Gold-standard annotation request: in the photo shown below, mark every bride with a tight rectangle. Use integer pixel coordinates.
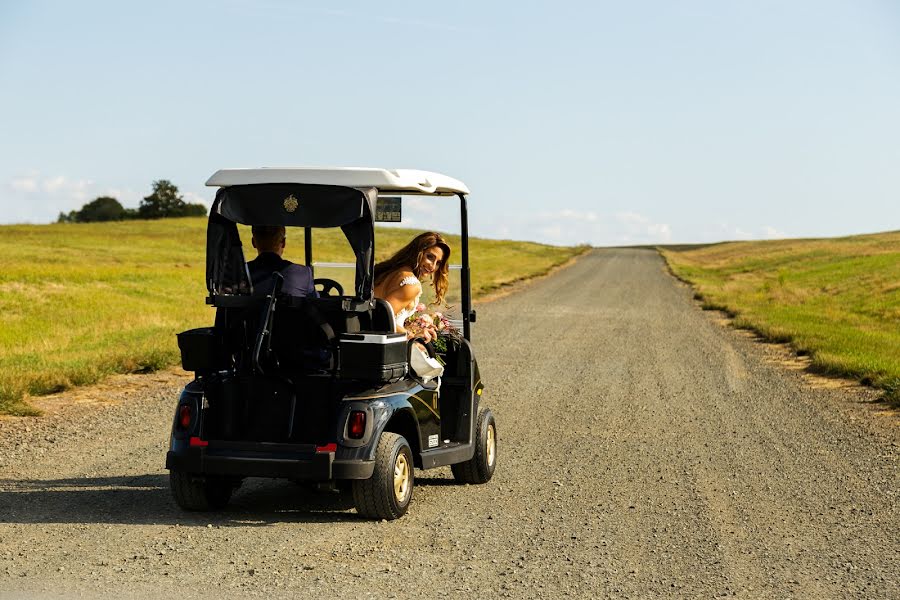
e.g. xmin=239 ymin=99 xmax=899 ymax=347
xmin=373 ymin=231 xmax=451 ymax=344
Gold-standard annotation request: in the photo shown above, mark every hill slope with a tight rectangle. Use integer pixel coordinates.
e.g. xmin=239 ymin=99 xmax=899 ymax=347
xmin=661 ymin=231 xmax=900 ymax=403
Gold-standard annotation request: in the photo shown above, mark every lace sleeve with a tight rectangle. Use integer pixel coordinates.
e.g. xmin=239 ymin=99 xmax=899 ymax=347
xmin=394 ymin=275 xmax=422 ymax=330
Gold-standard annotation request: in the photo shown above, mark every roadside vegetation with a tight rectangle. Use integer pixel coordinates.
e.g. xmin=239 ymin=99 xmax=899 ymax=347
xmin=661 ymin=231 xmax=900 ymax=404
xmin=57 ymin=180 xmax=205 ymax=223
xmin=0 ymin=219 xmax=587 ymax=415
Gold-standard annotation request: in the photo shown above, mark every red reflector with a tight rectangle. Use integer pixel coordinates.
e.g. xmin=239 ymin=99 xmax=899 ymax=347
xmin=178 ymin=405 xmax=192 ymax=429
xmin=189 ymin=436 xmax=208 ymax=447
xmin=348 ymin=410 xmax=366 ymax=439
xmin=316 ymin=443 xmax=337 ymax=453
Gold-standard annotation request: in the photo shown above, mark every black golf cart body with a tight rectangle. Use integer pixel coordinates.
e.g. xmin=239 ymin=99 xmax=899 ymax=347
xmin=165 ymin=168 xmax=496 ymax=519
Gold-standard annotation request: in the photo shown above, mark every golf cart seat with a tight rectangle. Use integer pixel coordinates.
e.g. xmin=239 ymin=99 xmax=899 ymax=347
xmin=371 ymin=298 xmax=395 ymax=332
xmin=265 ymin=296 xmax=396 ymax=374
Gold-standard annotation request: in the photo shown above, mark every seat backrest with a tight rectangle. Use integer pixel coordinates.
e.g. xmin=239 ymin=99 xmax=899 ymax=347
xmin=269 ymin=299 xmax=337 ymax=372
xmin=370 ymin=299 xmax=395 ymax=333
xmin=214 ymin=299 xmax=267 ymax=372
xmin=312 ymin=298 xmax=361 ymax=335
xmin=216 ymin=296 xmax=396 ymax=374
xmin=306 ymin=297 xmax=394 ymax=334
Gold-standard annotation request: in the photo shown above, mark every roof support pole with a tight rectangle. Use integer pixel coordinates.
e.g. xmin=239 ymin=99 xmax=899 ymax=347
xmin=304 ymin=226 xmax=313 ymax=267
xmin=459 ymin=193 xmax=473 ymax=341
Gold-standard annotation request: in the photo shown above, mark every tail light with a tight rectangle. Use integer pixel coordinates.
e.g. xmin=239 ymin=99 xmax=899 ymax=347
xmin=178 ymin=404 xmax=192 ymax=430
xmin=348 ymin=410 xmax=366 ymax=439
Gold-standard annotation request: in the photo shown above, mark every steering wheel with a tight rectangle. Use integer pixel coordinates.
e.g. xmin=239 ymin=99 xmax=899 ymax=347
xmin=314 ymin=278 xmax=344 ymax=297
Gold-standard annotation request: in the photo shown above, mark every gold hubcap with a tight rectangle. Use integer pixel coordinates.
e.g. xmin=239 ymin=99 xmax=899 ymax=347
xmin=393 ymin=452 xmax=411 ymax=503
xmin=486 ymin=424 xmax=496 ymax=467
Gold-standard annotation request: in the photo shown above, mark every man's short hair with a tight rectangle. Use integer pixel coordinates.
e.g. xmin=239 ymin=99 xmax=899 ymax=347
xmin=251 ymin=225 xmax=286 ymax=248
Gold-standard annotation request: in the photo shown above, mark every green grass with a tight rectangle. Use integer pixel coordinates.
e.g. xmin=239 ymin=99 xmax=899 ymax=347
xmin=660 ymin=231 xmax=900 ymax=404
xmin=0 ymin=218 xmax=587 ymax=415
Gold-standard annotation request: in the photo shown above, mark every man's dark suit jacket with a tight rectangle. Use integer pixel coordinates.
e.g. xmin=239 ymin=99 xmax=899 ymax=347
xmin=247 ymin=252 xmax=317 ymax=298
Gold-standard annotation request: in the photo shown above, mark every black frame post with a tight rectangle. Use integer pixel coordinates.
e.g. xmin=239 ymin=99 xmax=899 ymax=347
xmin=304 ymin=226 xmax=313 ymax=267
xmin=459 ymin=193 xmax=473 ymax=341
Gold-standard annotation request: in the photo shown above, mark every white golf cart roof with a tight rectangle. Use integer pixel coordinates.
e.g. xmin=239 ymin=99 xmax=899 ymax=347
xmin=206 ymin=167 xmax=469 ymax=196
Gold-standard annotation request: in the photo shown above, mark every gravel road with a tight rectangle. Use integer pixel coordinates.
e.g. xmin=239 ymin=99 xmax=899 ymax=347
xmin=1 ymin=248 xmax=897 ymax=599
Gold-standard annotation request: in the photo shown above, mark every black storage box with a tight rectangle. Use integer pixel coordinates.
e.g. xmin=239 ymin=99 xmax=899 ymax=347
xmin=177 ymin=327 xmax=227 ymax=372
xmin=338 ymin=332 xmax=408 ymax=382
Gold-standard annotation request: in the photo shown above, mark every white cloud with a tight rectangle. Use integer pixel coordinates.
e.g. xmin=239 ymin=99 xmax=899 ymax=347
xmin=492 ymin=224 xmax=512 ymax=239
xmin=474 ymin=208 xmax=673 ymax=247
xmin=695 ymin=222 xmax=790 ymax=243
xmin=104 ymin=187 xmax=143 ymax=208
xmin=374 ymin=195 xmax=459 ymax=234
xmin=1 ymin=172 xmax=138 ymax=223
xmin=10 ymin=175 xmax=38 ymax=192
xmin=648 ymin=223 xmax=672 ymax=238
xmin=403 ymin=196 xmax=440 ymax=217
xmin=183 ymin=191 xmax=212 ymax=208
xmin=538 ymin=224 xmax=564 ymax=240
xmin=40 ymin=176 xmax=94 ymax=202
xmin=614 ymin=211 xmax=647 ymax=224
xmin=41 ymin=176 xmax=66 ymax=193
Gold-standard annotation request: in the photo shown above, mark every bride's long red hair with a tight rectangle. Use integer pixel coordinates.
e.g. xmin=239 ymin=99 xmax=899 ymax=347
xmin=374 ymin=231 xmax=451 ymax=305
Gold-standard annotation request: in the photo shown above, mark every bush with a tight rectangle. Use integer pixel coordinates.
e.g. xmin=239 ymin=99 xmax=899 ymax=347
xmin=183 ymin=203 xmax=208 ymax=217
xmin=58 ymin=181 xmax=207 ymax=223
xmin=58 ymin=196 xmax=125 ymax=223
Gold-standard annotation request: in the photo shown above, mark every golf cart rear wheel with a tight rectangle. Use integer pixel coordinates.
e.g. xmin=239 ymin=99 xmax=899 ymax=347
xmin=452 ymin=408 xmax=497 ymax=484
xmin=169 ymin=469 xmax=234 ymax=511
xmin=352 ymin=432 xmax=414 ymax=520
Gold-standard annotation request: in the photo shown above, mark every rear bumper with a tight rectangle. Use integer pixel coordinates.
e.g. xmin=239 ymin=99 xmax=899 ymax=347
xmin=166 ymin=441 xmax=374 ymax=480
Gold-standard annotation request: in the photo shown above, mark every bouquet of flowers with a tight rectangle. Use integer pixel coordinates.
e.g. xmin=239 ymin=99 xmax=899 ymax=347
xmin=404 ymin=303 xmax=462 ymax=355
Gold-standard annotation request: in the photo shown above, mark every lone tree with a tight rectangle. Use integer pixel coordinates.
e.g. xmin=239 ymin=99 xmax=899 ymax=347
xmin=57 ymin=196 xmax=125 ymax=222
xmin=139 ymin=180 xmax=183 ymax=219
xmin=138 ymin=180 xmax=207 ymax=219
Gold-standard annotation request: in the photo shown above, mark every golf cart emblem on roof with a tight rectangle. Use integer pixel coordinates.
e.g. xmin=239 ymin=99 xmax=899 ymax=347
xmin=283 ymin=194 xmax=299 ymax=213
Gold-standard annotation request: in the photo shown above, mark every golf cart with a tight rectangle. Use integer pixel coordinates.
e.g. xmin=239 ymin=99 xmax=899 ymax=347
xmin=165 ymin=167 xmax=496 ymax=520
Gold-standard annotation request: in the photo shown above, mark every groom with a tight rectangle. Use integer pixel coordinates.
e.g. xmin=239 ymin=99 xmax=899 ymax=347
xmin=246 ymin=225 xmax=317 ymax=298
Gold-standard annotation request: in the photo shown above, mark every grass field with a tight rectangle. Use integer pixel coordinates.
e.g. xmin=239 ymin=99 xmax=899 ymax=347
xmin=661 ymin=231 xmax=900 ymax=404
xmin=0 ymin=218 xmax=588 ymax=415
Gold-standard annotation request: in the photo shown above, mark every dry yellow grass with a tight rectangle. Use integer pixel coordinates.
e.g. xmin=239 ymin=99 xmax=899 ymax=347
xmin=662 ymin=231 xmax=900 ymax=403
xmin=0 ymin=218 xmax=587 ymax=415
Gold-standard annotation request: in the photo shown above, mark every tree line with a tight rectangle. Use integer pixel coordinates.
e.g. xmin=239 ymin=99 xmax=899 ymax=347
xmin=57 ymin=180 xmax=207 ymax=223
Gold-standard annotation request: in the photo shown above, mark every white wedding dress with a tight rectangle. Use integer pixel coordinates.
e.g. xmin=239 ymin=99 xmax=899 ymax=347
xmin=393 ymin=275 xmax=443 ymax=383
xmin=393 ymin=275 xmax=421 ymax=329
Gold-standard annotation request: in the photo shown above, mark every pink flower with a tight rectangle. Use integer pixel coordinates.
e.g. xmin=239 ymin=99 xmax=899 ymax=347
xmin=415 ymin=303 xmax=426 ymax=313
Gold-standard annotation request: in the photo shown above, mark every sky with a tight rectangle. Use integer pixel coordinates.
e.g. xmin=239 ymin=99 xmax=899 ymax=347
xmin=1 ymin=0 xmax=898 ymax=246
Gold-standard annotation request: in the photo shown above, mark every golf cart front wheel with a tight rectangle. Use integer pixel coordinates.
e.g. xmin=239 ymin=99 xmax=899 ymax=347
xmin=352 ymin=432 xmax=414 ymax=520
xmin=452 ymin=408 xmax=497 ymax=484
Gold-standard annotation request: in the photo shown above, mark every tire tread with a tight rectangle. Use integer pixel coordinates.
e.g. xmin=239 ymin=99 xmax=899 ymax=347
xmin=451 ymin=408 xmax=496 ymax=484
xmin=352 ymin=433 xmax=412 ymax=520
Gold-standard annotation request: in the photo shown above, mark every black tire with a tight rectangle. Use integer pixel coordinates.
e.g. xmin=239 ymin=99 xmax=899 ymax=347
xmin=169 ymin=469 xmax=234 ymax=511
xmin=452 ymin=408 xmax=497 ymax=484
xmin=352 ymin=433 xmax=414 ymax=520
